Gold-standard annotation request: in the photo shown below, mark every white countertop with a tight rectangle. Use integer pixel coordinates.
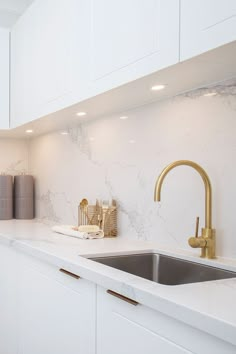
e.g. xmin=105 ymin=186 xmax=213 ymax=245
xmin=1 ymin=220 xmax=236 ymax=345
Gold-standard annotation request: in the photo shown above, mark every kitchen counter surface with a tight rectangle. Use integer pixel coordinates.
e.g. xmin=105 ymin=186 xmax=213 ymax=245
xmin=1 ymin=220 xmax=236 ymax=345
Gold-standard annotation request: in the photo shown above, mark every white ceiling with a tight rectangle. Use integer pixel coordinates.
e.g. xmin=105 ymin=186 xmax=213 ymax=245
xmin=0 ymin=0 xmax=33 ymax=28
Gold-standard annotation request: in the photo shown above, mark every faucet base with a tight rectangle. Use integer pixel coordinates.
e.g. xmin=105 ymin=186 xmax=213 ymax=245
xmin=200 ymin=228 xmax=216 ymax=259
xmin=188 ymin=228 xmax=216 ymax=259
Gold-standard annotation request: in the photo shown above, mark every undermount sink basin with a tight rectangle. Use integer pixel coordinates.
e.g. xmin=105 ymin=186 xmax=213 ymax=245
xmin=90 ymin=253 xmax=236 ymax=285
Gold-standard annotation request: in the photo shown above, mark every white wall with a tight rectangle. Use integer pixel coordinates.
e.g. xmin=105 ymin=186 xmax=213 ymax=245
xmin=0 ymin=138 xmax=28 ymax=174
xmin=28 ymin=78 xmax=236 ymax=258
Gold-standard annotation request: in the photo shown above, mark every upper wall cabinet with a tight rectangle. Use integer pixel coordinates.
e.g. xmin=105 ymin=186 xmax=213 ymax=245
xmin=90 ymin=0 xmax=180 ymax=95
xmin=11 ymin=0 xmax=91 ymax=128
xmin=0 ymin=28 xmax=9 ymax=130
xmin=180 ymin=0 xmax=236 ymax=61
xmin=11 ymin=0 xmax=180 ymax=128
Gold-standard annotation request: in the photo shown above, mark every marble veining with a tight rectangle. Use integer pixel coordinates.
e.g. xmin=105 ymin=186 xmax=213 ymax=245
xmin=67 ymin=124 xmax=93 ymax=160
xmin=36 ymin=190 xmax=61 ymax=224
xmin=182 ymin=77 xmax=236 ymax=99
xmin=0 ymin=139 xmax=28 ymax=175
xmin=27 ymin=78 xmax=236 ymax=258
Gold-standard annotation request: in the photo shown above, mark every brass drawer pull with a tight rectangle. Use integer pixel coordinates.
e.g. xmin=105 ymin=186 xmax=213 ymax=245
xmin=59 ymin=268 xmax=80 ymax=279
xmin=107 ymin=290 xmax=139 ymax=306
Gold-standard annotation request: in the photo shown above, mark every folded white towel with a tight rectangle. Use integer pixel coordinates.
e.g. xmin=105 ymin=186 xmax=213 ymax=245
xmin=52 ymin=225 xmax=104 ymax=239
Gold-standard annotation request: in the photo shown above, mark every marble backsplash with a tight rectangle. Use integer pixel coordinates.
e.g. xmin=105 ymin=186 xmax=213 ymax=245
xmin=0 ymin=138 xmax=28 ymax=175
xmin=27 ymin=78 xmax=236 ymax=258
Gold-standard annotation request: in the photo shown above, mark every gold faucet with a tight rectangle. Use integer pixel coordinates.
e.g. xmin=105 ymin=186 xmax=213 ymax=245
xmin=154 ymin=160 xmax=216 ymax=259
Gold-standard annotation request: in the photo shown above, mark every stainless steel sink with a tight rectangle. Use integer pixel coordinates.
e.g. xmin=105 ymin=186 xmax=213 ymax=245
xmin=90 ymin=253 xmax=236 ymax=285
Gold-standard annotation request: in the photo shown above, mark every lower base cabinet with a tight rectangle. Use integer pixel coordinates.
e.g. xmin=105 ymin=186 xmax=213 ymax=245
xmin=18 ymin=253 xmax=96 ymax=354
xmin=0 ymin=244 xmax=17 ymax=354
xmin=1 ymin=244 xmax=236 ymax=354
xmin=96 ymin=287 xmax=236 ymax=354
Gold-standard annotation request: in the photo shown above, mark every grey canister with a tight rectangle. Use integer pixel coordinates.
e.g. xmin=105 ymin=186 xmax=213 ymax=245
xmin=0 ymin=174 xmax=13 ymax=220
xmin=14 ymin=175 xmax=34 ymax=219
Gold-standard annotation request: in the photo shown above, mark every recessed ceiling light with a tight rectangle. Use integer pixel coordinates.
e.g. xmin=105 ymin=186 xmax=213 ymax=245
xmin=25 ymin=129 xmax=33 ymax=134
xmin=120 ymin=116 xmax=128 ymax=120
xmin=129 ymin=139 xmax=136 ymax=144
xmin=61 ymin=131 xmax=68 ymax=135
xmin=203 ymin=92 xmax=217 ymax=97
xmin=151 ymin=84 xmax=166 ymax=91
xmin=76 ymin=112 xmax=87 ymax=117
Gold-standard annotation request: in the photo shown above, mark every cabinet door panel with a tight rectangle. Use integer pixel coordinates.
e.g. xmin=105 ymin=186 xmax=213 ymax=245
xmin=98 ymin=310 xmax=191 ymax=354
xmin=0 ymin=28 xmax=9 ymax=129
xmin=97 ymin=287 xmax=236 ymax=354
xmin=18 ymin=255 xmax=95 ymax=354
xmin=90 ymin=0 xmax=179 ymax=94
xmin=97 ymin=288 xmax=191 ymax=354
xmin=11 ymin=0 xmax=91 ymax=128
xmin=11 ymin=0 xmax=68 ymax=127
xmin=91 ymin=0 xmax=159 ymax=80
xmin=180 ymin=0 xmax=236 ymax=60
xmin=64 ymin=0 xmax=91 ymax=103
xmin=0 ymin=244 xmax=17 ymax=354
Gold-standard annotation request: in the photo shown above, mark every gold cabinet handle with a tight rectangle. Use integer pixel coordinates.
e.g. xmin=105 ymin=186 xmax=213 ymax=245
xmin=59 ymin=268 xmax=80 ymax=279
xmin=107 ymin=290 xmax=139 ymax=306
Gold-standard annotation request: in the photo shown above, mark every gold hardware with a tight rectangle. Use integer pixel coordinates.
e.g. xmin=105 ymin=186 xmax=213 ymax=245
xmin=59 ymin=268 xmax=80 ymax=279
xmin=78 ymin=199 xmax=117 ymax=237
xmin=80 ymin=199 xmax=90 ymax=225
xmin=154 ymin=160 xmax=216 ymax=259
xmin=188 ymin=234 xmax=207 ymax=248
xmin=107 ymin=290 xmax=139 ymax=306
xmin=195 ymin=216 xmax=199 ymax=237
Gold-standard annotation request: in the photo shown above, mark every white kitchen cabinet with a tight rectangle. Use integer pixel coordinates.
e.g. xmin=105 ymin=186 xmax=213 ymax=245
xmin=18 ymin=253 xmax=96 ymax=354
xmin=90 ymin=0 xmax=180 ymax=95
xmin=180 ymin=0 xmax=236 ymax=61
xmin=11 ymin=0 xmax=180 ymax=129
xmin=11 ymin=0 xmax=91 ymax=128
xmin=0 ymin=244 xmax=18 ymax=354
xmin=0 ymin=28 xmax=9 ymax=129
xmin=97 ymin=287 xmax=236 ymax=354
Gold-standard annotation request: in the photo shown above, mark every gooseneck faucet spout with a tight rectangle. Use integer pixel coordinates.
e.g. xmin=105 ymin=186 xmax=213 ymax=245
xmin=154 ymin=160 xmax=216 ymax=259
xmin=154 ymin=160 xmax=212 ymax=228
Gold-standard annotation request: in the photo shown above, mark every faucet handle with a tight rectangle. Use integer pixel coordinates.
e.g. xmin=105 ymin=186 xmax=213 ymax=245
xmin=189 ymin=216 xmax=207 ymax=248
xmin=195 ymin=216 xmax=199 ymax=238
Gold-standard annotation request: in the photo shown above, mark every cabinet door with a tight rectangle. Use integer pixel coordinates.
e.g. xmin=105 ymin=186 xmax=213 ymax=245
xmin=0 ymin=28 xmax=9 ymax=129
xmin=97 ymin=287 xmax=191 ymax=354
xmin=180 ymin=0 xmax=236 ymax=61
xmin=97 ymin=287 xmax=236 ymax=354
xmin=90 ymin=0 xmax=179 ymax=95
xmin=18 ymin=254 xmax=96 ymax=354
xmin=0 ymin=244 xmax=17 ymax=354
xmin=11 ymin=0 xmax=91 ymax=128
